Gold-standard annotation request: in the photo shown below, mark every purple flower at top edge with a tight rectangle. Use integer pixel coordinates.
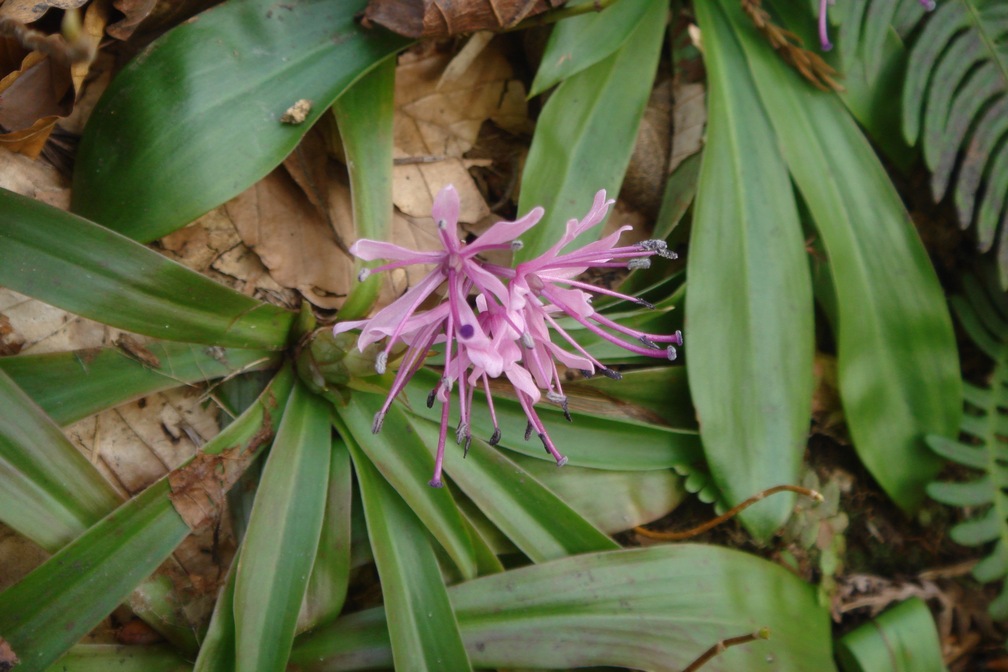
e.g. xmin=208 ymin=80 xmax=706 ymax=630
xmin=818 ymin=0 xmax=936 ymax=51
xmin=335 ymin=185 xmax=683 ymax=488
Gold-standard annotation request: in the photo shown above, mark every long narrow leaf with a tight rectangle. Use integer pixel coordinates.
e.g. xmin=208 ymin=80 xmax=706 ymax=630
xmin=333 ymin=57 xmax=396 ymax=320
xmin=292 ymin=545 xmax=836 ymax=671
xmin=0 ymin=367 xmax=293 ymax=671
xmin=345 ymin=434 xmax=472 ymax=672
xmin=0 ymin=189 xmax=293 ymax=349
xmin=722 ymin=0 xmax=962 ymax=510
xmin=71 ymin=0 xmax=409 ymax=241
xmin=47 ymin=644 xmax=192 ymax=672
xmin=689 ymin=0 xmax=815 ymax=537
xmin=0 ymin=368 xmax=120 ymax=551
xmin=0 ymin=343 xmax=278 ymax=426
xmin=515 ymin=0 xmax=667 ymax=260
xmin=233 ymin=382 xmax=332 ymax=672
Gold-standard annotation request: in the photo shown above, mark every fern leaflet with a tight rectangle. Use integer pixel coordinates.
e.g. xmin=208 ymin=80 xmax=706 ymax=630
xmin=926 ymin=267 xmax=1008 ymax=619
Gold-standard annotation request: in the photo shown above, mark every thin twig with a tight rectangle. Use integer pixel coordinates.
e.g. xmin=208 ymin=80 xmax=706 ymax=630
xmin=634 ymin=485 xmax=823 ymax=541
xmin=682 ymin=627 xmax=771 ymax=672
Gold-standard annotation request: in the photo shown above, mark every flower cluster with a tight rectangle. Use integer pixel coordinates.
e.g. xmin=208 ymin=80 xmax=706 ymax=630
xmin=817 ymin=0 xmax=935 ymax=51
xmin=334 ymin=185 xmax=683 ymax=488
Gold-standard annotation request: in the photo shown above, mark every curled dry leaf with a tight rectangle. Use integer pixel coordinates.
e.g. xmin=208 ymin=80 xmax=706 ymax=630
xmin=623 ymin=80 xmax=672 ymax=218
xmin=0 ymin=0 xmax=88 ymax=23
xmin=106 ymin=0 xmax=158 ymax=41
xmin=0 ymin=0 xmax=106 ymax=157
xmin=363 ymin=0 xmax=559 ymax=39
xmin=392 ymin=44 xmax=528 ymax=221
xmin=669 ymin=81 xmax=706 ymax=173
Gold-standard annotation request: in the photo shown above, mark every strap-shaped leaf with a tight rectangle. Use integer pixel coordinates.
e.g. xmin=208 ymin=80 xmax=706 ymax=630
xmin=234 ymin=381 xmax=332 ymax=672
xmin=0 ymin=189 xmax=293 ymax=349
xmin=515 ymin=0 xmax=667 ymax=261
xmin=689 ymin=0 xmax=815 ymax=538
xmin=836 ymin=597 xmax=946 ymax=672
xmin=292 ymin=545 xmax=836 ymax=671
xmin=723 ymin=0 xmax=962 ymax=512
xmin=71 ymin=0 xmax=409 ymax=242
xmin=902 ymin=0 xmax=1008 ymax=274
xmin=345 ymin=434 xmax=472 ymax=672
xmin=0 ymin=368 xmax=121 ymax=552
xmin=0 ymin=367 xmax=293 ymax=671
xmin=528 ymin=0 xmax=655 ymax=96
xmin=0 ymin=343 xmax=278 ymax=426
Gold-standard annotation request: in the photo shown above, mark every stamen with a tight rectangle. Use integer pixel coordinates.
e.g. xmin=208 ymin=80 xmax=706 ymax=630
xmin=463 ymin=435 xmax=472 ymax=458
xmin=429 ymin=478 xmax=444 ymax=488
xmin=375 ymin=351 xmax=388 ymax=375
xmin=667 ymin=345 xmax=677 ymax=361
xmin=456 ymin=421 xmax=469 ymax=446
xmin=372 ymin=411 xmax=385 ymax=434
xmin=637 ymin=298 xmax=656 ymax=309
xmin=437 ymin=218 xmax=447 ymax=230
xmin=601 ymin=367 xmax=623 ymax=380
xmin=357 ymin=268 xmax=371 ymax=282
xmin=656 ymin=248 xmax=678 ymax=260
xmin=639 ymin=335 xmax=662 ymax=350
xmin=638 ymin=239 xmax=667 ymax=252
xmin=579 ymin=369 xmax=595 ymax=378
xmin=521 ymin=331 xmax=535 ymax=349
xmin=510 ymin=240 xmax=524 ymax=251
xmin=524 ymin=421 xmax=534 ymax=441
xmin=427 ymin=388 xmax=437 ymax=408
xmin=627 ymin=258 xmax=651 ymax=270
xmin=489 ymin=427 xmax=501 ymax=446
xmin=674 ymin=329 xmax=684 ymax=346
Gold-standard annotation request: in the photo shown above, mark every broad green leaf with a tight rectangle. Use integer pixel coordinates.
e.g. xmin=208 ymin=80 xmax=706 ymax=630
xmin=561 ymin=365 xmax=697 ymax=430
xmin=345 ymin=436 xmax=472 ymax=672
xmin=332 ymin=57 xmax=396 ymax=320
xmin=0 ymin=189 xmax=293 ymax=349
xmin=404 ymin=412 xmax=619 ymax=562
xmin=721 ymin=0 xmax=962 ymax=511
xmin=0 ymin=480 xmax=190 ymax=672
xmin=0 ymin=368 xmax=294 ymax=672
xmin=297 ymin=438 xmax=353 ymax=633
xmin=529 ymin=0 xmax=656 ymax=96
xmin=404 ymin=368 xmax=701 ymax=471
xmin=836 ymin=597 xmax=946 ymax=672
xmin=338 ymin=396 xmax=480 ymax=580
xmin=72 ymin=0 xmax=409 ymax=242
xmin=47 ymin=644 xmax=192 ymax=672
xmin=510 ymin=452 xmax=687 ymax=534
xmin=292 ymin=545 xmax=836 ymax=671
xmin=515 ymin=0 xmax=667 ymax=260
xmin=234 ymin=382 xmax=332 ymax=672
xmin=0 ymin=343 xmax=278 ymax=426
xmin=689 ymin=0 xmax=815 ymax=537
xmin=0 ymin=368 xmax=120 ymax=552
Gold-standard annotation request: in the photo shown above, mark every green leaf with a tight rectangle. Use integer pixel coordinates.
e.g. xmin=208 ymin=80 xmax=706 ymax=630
xmin=297 ymin=438 xmax=353 ymax=633
xmin=0 ymin=480 xmax=190 ymax=672
xmin=233 ymin=382 xmax=332 ymax=672
xmin=0 ymin=368 xmax=120 ymax=552
xmin=337 ymin=395 xmax=481 ymax=580
xmin=0 ymin=343 xmax=279 ymax=426
xmin=0 ymin=189 xmax=293 ymax=349
xmin=46 ymin=644 xmax=192 ymax=672
xmin=193 ymin=555 xmax=239 ymax=672
xmin=529 ymin=0 xmax=656 ymax=96
xmin=836 ymin=597 xmax=947 ymax=672
xmin=515 ymin=0 xmax=667 ymax=260
xmin=404 ymin=411 xmax=619 ymax=562
xmin=71 ymin=0 xmax=409 ymax=242
xmin=403 ymin=368 xmax=701 ymax=470
xmin=345 ymin=435 xmax=472 ymax=672
xmin=0 ymin=367 xmax=294 ymax=672
xmin=721 ymin=0 xmax=962 ymax=512
xmin=689 ymin=0 xmax=815 ymax=537
xmin=292 ymin=545 xmax=836 ymax=671
xmin=332 ymin=57 xmax=396 ymax=320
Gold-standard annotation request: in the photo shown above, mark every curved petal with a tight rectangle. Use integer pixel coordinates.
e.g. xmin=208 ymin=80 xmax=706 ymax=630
xmin=355 ymin=270 xmax=445 ymax=349
xmin=467 ymin=206 xmax=544 ymax=251
xmin=432 ymin=184 xmax=461 ymax=244
xmin=349 ymin=239 xmax=441 ymax=263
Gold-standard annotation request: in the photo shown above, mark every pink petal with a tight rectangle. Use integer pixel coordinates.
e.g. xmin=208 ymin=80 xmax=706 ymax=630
xmin=432 ymin=184 xmax=460 ymax=243
xmin=350 ymin=239 xmax=441 ymax=263
xmin=467 ymin=206 xmax=544 ymax=250
xmin=354 ymin=271 xmax=445 ymax=349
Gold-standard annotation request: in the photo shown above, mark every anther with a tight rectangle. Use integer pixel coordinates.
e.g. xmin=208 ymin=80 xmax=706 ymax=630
xmin=372 ymin=411 xmax=385 ymax=434
xmin=636 ymin=298 xmax=656 ymax=309
xmin=426 ymin=388 xmax=437 ymax=408
xmin=375 ymin=351 xmax=388 ymax=375
xmin=437 ymin=219 xmax=447 ymax=230
xmin=667 ymin=345 xmax=677 ymax=361
xmin=673 ymin=329 xmax=683 ymax=346
xmin=456 ymin=421 xmax=469 ymax=446
xmin=639 ymin=239 xmax=667 ymax=252
xmin=524 ymin=422 xmax=534 ymax=441
xmin=428 ymin=478 xmax=443 ymax=488
xmin=638 ymin=335 xmax=662 ymax=350
xmin=511 ymin=240 xmax=524 ymax=251
xmin=489 ymin=427 xmax=501 ymax=446
xmin=600 ymin=367 xmax=623 ymax=380
xmin=627 ymin=258 xmax=651 ymax=270
xmin=521 ymin=331 xmax=535 ymax=349
xmin=357 ymin=268 xmax=371 ymax=282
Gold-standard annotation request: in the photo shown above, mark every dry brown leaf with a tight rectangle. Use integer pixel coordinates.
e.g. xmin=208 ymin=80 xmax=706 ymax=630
xmin=106 ymin=0 xmax=157 ymax=40
xmin=669 ymin=81 xmax=706 ymax=173
xmin=0 ymin=523 xmax=49 ymax=591
xmin=392 ymin=44 xmax=528 ymax=221
xmin=0 ymin=636 xmax=17 ymax=670
xmin=0 ymin=0 xmax=88 ymax=23
xmin=0 ymin=145 xmax=69 ymax=206
xmin=363 ymin=0 xmax=556 ymax=39
xmin=623 ymin=80 xmax=671 ymax=218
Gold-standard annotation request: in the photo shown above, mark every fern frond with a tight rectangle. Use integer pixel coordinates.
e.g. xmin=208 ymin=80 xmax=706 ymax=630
xmin=838 ymin=0 xmax=930 ymax=80
xmin=926 ymin=267 xmax=1008 ymax=619
xmin=902 ymin=0 xmax=1008 ymax=281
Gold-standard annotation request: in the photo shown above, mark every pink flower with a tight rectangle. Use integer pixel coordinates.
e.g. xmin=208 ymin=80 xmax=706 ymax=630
xmin=335 ymin=185 xmax=683 ymax=488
